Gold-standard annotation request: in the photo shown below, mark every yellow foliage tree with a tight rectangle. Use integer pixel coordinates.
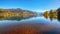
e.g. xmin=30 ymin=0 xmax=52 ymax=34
xmin=44 ymin=10 xmax=48 ymax=19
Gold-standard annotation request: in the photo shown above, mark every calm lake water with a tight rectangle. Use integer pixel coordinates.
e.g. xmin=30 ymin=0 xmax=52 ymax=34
xmin=0 ymin=16 xmax=60 ymax=34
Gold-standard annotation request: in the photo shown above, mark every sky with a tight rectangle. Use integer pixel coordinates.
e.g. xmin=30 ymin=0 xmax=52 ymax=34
xmin=0 ymin=0 xmax=60 ymax=12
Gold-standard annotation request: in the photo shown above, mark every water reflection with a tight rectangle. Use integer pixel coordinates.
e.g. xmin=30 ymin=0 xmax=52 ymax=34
xmin=0 ymin=16 xmax=34 ymax=21
xmin=0 ymin=13 xmax=60 ymax=34
xmin=58 ymin=13 xmax=60 ymax=22
xmin=44 ymin=14 xmax=60 ymax=22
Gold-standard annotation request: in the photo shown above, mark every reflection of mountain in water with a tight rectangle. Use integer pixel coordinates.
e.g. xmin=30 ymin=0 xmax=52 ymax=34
xmin=0 ymin=16 xmax=34 ymax=21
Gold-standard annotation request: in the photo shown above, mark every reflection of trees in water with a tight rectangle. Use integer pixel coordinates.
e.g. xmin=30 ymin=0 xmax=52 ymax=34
xmin=44 ymin=15 xmax=59 ymax=21
xmin=49 ymin=16 xmax=53 ymax=21
xmin=44 ymin=15 xmax=60 ymax=22
xmin=0 ymin=16 xmax=5 ymax=20
xmin=44 ymin=16 xmax=48 ymax=19
xmin=58 ymin=13 xmax=60 ymax=22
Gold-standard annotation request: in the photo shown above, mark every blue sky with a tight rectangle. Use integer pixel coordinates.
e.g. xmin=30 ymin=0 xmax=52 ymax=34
xmin=0 ymin=0 xmax=60 ymax=12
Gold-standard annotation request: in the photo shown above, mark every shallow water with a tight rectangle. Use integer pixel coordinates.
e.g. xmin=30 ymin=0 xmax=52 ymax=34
xmin=0 ymin=16 xmax=60 ymax=34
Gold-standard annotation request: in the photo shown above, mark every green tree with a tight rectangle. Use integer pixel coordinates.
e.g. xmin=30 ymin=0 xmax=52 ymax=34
xmin=0 ymin=8 xmax=4 ymax=13
xmin=49 ymin=9 xmax=54 ymax=16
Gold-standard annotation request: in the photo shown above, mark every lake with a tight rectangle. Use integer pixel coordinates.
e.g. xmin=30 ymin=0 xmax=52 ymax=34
xmin=0 ymin=16 xmax=60 ymax=34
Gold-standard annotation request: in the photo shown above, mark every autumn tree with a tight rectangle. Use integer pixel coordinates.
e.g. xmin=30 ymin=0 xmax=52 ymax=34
xmin=53 ymin=11 xmax=58 ymax=19
xmin=44 ymin=10 xmax=49 ymax=19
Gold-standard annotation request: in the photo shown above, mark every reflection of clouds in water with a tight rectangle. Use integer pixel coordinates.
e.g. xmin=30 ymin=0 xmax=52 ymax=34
xmin=0 ymin=20 xmax=21 ymax=28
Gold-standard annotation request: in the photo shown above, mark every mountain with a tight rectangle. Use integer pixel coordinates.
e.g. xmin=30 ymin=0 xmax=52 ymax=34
xmin=4 ymin=8 xmax=36 ymax=13
xmin=0 ymin=8 xmax=37 ymax=17
xmin=4 ymin=8 xmax=26 ymax=13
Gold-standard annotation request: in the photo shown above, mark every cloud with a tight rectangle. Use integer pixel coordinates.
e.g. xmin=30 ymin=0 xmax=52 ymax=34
xmin=32 ymin=9 xmax=46 ymax=12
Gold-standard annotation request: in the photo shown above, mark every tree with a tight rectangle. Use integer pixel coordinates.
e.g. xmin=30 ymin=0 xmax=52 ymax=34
xmin=0 ymin=8 xmax=4 ymax=13
xmin=49 ymin=9 xmax=54 ymax=16
xmin=53 ymin=11 xmax=57 ymax=19
xmin=44 ymin=10 xmax=48 ymax=19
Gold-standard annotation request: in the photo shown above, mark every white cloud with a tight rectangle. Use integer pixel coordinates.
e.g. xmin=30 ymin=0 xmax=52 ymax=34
xmin=32 ymin=9 xmax=46 ymax=12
